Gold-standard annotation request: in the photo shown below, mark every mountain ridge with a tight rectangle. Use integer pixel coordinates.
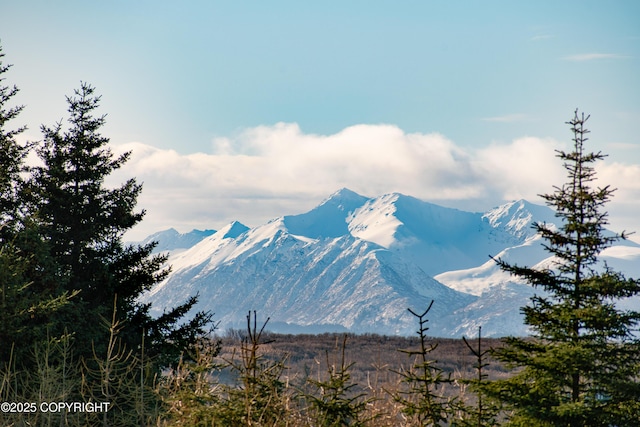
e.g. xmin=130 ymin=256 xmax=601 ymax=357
xmin=138 ymin=189 xmax=640 ymax=337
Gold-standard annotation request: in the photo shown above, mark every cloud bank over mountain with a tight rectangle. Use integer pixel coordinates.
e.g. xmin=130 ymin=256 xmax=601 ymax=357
xmin=109 ymin=123 xmax=640 ymax=241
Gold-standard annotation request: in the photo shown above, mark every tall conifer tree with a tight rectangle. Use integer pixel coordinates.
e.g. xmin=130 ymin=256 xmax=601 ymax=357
xmin=0 ymin=44 xmax=73 ymax=365
xmin=488 ymin=111 xmax=640 ymax=426
xmin=28 ymin=83 xmax=210 ymax=365
xmin=0 ymin=43 xmax=27 ymax=234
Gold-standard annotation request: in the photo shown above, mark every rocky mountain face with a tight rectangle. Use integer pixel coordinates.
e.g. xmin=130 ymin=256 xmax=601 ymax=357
xmin=138 ymin=189 xmax=640 ymax=337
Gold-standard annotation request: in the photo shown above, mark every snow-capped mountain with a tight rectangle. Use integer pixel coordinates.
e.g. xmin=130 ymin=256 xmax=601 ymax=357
xmin=139 ymin=189 xmax=640 ymax=337
xmin=348 ymin=194 xmax=542 ymax=277
xmin=137 ymin=228 xmax=217 ymax=254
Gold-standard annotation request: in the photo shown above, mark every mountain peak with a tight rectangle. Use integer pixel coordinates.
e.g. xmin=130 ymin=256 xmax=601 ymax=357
xmin=483 ymin=199 xmax=557 ymax=241
xmin=136 ymin=227 xmax=217 ymax=253
xmin=220 ymin=220 xmax=250 ymax=239
xmin=140 ymin=189 xmax=640 ymax=337
xmin=283 ymin=189 xmax=369 ymax=238
xmin=322 ymin=188 xmax=368 ymax=207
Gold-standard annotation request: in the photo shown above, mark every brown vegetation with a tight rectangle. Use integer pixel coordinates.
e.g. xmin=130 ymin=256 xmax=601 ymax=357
xmin=200 ymin=327 xmax=511 ymax=426
xmin=218 ymin=330 xmax=509 ymax=386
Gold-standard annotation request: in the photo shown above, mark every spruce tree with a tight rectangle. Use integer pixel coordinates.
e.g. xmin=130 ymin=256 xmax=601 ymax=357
xmin=0 ymin=44 xmax=73 ymax=366
xmin=392 ymin=302 xmax=455 ymax=425
xmin=27 ymin=82 xmax=211 ymax=365
xmin=487 ymin=110 xmax=640 ymax=426
xmin=0 ymin=43 xmax=28 ymax=236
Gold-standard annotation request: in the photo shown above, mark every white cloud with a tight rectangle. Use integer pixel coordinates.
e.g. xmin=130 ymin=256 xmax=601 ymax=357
xmin=481 ymin=114 xmax=529 ymax=123
xmin=531 ymin=34 xmax=553 ymax=41
xmin=563 ymin=53 xmax=629 ymax=61
xmin=596 ymin=162 xmax=640 ymax=238
xmin=474 ymin=137 xmax=566 ymax=201
xmin=108 ymin=124 xmax=640 ymax=241
xmin=607 ymin=142 xmax=639 ymax=151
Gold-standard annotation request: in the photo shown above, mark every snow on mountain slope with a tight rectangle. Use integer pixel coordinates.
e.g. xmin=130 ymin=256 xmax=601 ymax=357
xmin=283 ymin=188 xmax=369 ymax=238
xmin=434 ymin=236 xmax=550 ymax=296
xmin=159 ymin=221 xmax=251 ymax=274
xmin=136 ymin=228 xmax=217 ymax=254
xmin=441 ymin=282 xmax=535 ymax=338
xmin=140 ymin=189 xmax=640 ymax=337
xmin=435 ymin=210 xmax=640 ymax=296
xmin=435 ymin=233 xmax=640 ymax=336
xmin=600 ymin=245 xmax=640 ymax=278
xmin=347 ymin=193 xmax=541 ymax=276
xmin=483 ymin=199 xmax=557 ymax=242
xmin=142 ymin=223 xmax=475 ymax=335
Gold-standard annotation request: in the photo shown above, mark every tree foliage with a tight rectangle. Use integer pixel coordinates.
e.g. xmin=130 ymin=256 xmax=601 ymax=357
xmin=23 ymin=82 xmax=212 ymax=365
xmin=0 ymin=43 xmax=77 ymax=366
xmin=217 ymin=311 xmax=288 ymax=426
xmin=0 ymin=43 xmax=27 ymax=233
xmin=456 ymin=327 xmax=500 ymax=427
xmin=487 ymin=110 xmax=640 ymax=426
xmin=391 ymin=301 xmax=455 ymax=425
xmin=0 ymin=43 xmax=212 ymax=373
xmin=303 ymin=334 xmax=375 ymax=427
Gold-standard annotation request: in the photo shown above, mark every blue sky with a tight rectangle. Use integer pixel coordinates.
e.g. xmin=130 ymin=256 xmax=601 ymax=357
xmin=1 ymin=1 xmax=639 ymax=239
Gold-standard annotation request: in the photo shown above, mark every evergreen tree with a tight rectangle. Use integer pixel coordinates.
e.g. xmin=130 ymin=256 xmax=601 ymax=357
xmin=391 ymin=302 xmax=455 ymax=425
xmin=487 ymin=110 xmax=640 ymax=426
xmin=456 ymin=327 xmax=499 ymax=427
xmin=217 ymin=312 xmax=288 ymax=426
xmin=303 ymin=335 xmax=375 ymax=427
xmin=0 ymin=43 xmax=73 ymax=366
xmin=27 ymin=82 xmax=211 ymax=365
xmin=0 ymin=43 xmax=28 ymax=237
